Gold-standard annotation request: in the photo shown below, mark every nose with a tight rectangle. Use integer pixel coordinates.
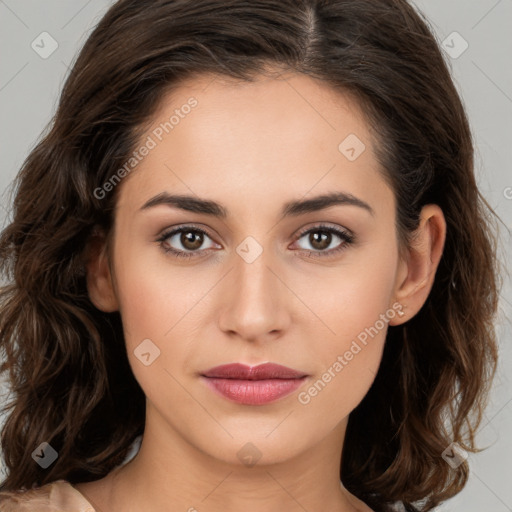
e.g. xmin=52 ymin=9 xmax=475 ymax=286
xmin=217 ymin=245 xmax=291 ymax=344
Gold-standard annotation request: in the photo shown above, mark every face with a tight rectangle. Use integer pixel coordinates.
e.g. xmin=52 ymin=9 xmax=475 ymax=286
xmin=89 ymin=70 xmax=413 ymax=467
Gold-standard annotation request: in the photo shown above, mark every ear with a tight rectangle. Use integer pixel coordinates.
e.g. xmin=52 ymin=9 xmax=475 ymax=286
xmin=389 ymin=204 xmax=446 ymax=326
xmin=84 ymin=227 xmax=119 ymax=313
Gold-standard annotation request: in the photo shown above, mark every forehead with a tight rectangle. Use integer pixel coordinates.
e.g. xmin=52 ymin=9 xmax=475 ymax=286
xmin=161 ymin=70 xmax=374 ymax=148
xmin=115 ymin=70 xmax=389 ymax=218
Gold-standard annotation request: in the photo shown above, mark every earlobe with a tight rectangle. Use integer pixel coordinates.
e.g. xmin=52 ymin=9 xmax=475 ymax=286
xmin=85 ymin=228 xmax=119 ymax=313
xmin=389 ymin=204 xmax=446 ymax=326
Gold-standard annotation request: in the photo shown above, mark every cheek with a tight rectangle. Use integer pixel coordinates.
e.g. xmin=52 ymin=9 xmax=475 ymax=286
xmin=304 ymin=237 xmax=397 ymax=341
xmin=341 ymin=230 xmax=397 ymax=324
xmin=113 ymin=264 xmax=202 ymax=408
xmin=296 ymin=242 xmax=398 ymax=411
xmin=115 ymin=262 xmax=196 ymax=349
xmin=297 ymin=296 xmax=391 ymax=419
xmin=112 ymin=246 xmax=217 ymax=390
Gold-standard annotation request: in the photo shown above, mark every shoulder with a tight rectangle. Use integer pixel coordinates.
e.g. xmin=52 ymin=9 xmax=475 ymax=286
xmin=0 ymin=479 xmax=96 ymax=512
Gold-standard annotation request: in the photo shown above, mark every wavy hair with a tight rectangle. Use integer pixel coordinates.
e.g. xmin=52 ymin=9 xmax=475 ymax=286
xmin=0 ymin=0 xmax=502 ymax=510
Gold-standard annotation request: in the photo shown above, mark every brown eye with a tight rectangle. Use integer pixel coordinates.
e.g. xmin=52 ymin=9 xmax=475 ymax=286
xmin=294 ymin=224 xmax=355 ymax=258
xmin=157 ymin=226 xmax=219 ymax=259
xmin=307 ymin=230 xmax=332 ymax=251
xmin=179 ymin=230 xmax=204 ymax=251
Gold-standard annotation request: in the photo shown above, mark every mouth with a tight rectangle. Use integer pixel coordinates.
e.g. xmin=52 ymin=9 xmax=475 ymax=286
xmin=200 ymin=363 xmax=309 ymax=405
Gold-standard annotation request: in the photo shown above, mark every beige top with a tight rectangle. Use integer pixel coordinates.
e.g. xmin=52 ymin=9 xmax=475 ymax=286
xmin=0 ymin=480 xmax=95 ymax=512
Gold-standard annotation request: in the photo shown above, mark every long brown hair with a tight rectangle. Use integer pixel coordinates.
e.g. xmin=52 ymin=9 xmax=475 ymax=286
xmin=0 ymin=1 xmax=503 ymax=510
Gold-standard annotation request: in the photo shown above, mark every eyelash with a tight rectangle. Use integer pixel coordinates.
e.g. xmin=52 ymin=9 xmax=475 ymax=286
xmin=156 ymin=223 xmax=355 ymax=260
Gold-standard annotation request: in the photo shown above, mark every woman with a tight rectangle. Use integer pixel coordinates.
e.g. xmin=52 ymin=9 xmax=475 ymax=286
xmin=0 ymin=0 xmax=502 ymax=511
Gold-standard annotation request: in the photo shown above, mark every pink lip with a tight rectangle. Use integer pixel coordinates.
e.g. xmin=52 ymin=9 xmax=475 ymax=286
xmin=201 ymin=363 xmax=308 ymax=405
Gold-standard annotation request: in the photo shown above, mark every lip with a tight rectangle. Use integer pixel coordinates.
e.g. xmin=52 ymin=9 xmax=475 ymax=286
xmin=201 ymin=363 xmax=308 ymax=405
xmin=202 ymin=362 xmax=307 ymax=380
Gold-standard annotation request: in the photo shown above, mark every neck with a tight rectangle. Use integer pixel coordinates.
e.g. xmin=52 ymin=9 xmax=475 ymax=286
xmin=83 ymin=407 xmax=370 ymax=512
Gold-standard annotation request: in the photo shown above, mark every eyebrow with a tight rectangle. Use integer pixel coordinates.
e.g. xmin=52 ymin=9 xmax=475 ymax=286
xmin=140 ymin=191 xmax=375 ymax=218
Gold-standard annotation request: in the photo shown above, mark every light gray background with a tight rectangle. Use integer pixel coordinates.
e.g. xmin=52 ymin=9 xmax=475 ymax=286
xmin=0 ymin=1 xmax=511 ymax=510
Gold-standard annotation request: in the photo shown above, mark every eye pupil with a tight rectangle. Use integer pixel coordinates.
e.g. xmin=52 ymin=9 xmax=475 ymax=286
xmin=182 ymin=231 xmax=203 ymax=250
xmin=310 ymin=231 xmax=331 ymax=250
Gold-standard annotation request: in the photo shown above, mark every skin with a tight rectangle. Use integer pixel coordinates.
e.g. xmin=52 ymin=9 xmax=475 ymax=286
xmin=77 ymin=69 xmax=446 ymax=512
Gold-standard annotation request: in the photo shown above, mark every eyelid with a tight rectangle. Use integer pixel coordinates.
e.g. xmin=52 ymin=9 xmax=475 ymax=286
xmin=157 ymin=223 xmax=216 ymax=240
xmin=294 ymin=222 xmax=353 ymax=240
